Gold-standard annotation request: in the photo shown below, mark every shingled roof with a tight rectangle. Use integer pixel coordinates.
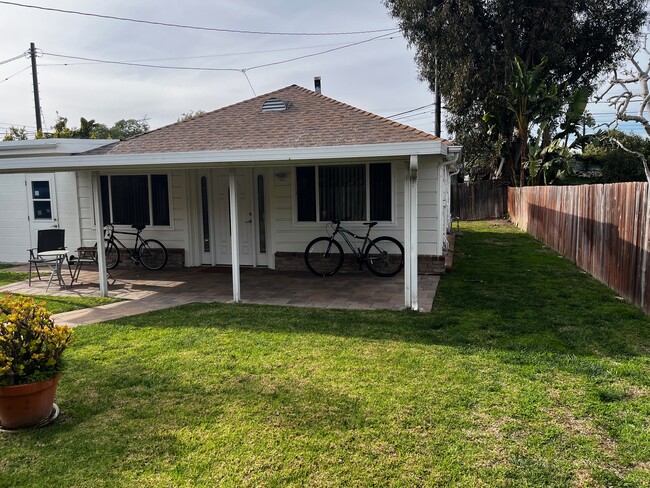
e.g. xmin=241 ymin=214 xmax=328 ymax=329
xmin=87 ymin=85 xmax=448 ymax=155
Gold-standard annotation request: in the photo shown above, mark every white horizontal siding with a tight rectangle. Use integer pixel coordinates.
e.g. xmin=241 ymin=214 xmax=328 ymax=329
xmin=54 ymin=172 xmax=83 ymax=253
xmin=0 ymin=174 xmax=29 ymax=262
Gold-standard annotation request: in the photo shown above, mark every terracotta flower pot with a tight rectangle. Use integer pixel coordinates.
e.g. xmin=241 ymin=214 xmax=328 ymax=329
xmin=0 ymin=373 xmax=61 ymax=430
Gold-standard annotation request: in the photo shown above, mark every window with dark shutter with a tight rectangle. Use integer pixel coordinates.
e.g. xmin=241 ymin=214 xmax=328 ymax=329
xmin=295 ymin=163 xmax=393 ymax=222
xmin=99 ymin=174 xmax=171 ymax=227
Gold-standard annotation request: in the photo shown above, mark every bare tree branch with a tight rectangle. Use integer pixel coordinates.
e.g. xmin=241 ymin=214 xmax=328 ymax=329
xmin=595 ymin=35 xmax=650 ymax=184
xmin=604 ymin=137 xmax=650 ymax=183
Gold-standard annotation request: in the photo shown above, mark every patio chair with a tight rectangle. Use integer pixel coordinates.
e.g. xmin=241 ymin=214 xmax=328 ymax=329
xmin=28 ymin=229 xmax=66 ymax=286
xmin=68 ymin=247 xmax=99 ymax=285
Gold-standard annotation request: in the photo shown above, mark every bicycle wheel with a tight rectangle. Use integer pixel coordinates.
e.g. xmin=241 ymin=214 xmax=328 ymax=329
xmin=365 ymin=236 xmax=404 ymax=277
xmin=304 ymin=237 xmax=344 ymax=276
xmin=103 ymin=240 xmax=120 ymax=269
xmin=138 ymin=239 xmax=168 ymax=270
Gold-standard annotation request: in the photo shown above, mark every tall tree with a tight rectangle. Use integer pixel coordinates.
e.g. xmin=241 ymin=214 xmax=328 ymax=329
xmin=384 ymin=0 xmax=647 ymax=182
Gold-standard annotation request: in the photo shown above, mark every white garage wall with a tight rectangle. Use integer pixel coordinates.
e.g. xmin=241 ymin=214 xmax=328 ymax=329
xmin=0 ymin=174 xmax=29 ymax=263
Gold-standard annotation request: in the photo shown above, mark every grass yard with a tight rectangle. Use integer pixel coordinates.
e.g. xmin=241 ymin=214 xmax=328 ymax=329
xmin=1 ymin=221 xmax=649 ymax=487
xmin=0 ymin=267 xmax=118 ymax=314
xmin=0 ymin=268 xmax=28 ymax=287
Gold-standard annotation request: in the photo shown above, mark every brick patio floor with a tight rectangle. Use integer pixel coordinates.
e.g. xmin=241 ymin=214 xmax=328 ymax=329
xmin=0 ymin=265 xmax=440 ymax=326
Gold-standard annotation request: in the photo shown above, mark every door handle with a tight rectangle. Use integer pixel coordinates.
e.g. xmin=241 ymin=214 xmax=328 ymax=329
xmin=244 ymin=219 xmax=253 ymax=223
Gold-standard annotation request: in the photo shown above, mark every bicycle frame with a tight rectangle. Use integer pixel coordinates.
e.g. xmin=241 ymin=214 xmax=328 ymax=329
xmin=104 ymin=225 xmax=145 ymax=261
xmin=328 ymin=222 xmax=374 ymax=263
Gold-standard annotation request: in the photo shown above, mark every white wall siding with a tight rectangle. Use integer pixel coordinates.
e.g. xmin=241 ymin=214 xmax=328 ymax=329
xmin=416 ymin=156 xmax=441 ymax=256
xmin=0 ymin=174 xmax=29 ymax=262
xmin=55 ymin=172 xmax=83 ymax=252
xmin=269 ymin=158 xmax=442 ymax=257
xmin=77 ymin=171 xmax=95 ymax=247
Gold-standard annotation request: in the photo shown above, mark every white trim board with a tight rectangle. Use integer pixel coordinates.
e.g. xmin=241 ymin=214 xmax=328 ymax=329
xmin=0 ymin=142 xmax=459 ymax=173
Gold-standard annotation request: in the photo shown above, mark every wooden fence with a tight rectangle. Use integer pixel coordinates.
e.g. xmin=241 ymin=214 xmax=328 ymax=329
xmin=451 ymin=179 xmax=509 ymax=221
xmin=508 ymin=183 xmax=650 ymax=313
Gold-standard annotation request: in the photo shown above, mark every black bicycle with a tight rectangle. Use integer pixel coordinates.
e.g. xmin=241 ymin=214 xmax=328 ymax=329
xmin=102 ymin=223 xmax=168 ymax=270
xmin=304 ymin=221 xmax=404 ymax=277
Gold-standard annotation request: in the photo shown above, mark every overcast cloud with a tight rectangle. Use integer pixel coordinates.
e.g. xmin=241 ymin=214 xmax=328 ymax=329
xmin=0 ymin=0 xmax=441 ymax=138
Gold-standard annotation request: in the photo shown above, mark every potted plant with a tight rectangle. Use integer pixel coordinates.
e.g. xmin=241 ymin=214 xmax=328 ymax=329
xmin=0 ymin=293 xmax=74 ymax=430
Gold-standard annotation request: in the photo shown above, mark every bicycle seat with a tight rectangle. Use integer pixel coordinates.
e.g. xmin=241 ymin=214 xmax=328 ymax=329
xmin=363 ymin=222 xmax=378 ymax=228
xmin=131 ymin=223 xmax=146 ymax=231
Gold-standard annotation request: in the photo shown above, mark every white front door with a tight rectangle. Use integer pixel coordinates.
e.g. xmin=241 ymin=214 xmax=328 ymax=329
xmin=214 ymin=169 xmax=254 ymax=266
xmin=26 ymin=174 xmax=59 ymax=248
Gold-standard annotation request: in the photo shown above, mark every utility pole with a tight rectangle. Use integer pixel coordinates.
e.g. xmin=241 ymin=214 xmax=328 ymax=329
xmin=433 ymin=56 xmax=441 ymax=137
xmin=29 ymin=42 xmax=42 ymax=134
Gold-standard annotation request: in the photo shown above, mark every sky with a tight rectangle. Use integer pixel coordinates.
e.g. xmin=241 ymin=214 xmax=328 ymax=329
xmin=0 ymin=1 xmax=644 ymax=141
xmin=0 ymin=0 xmax=441 ymax=138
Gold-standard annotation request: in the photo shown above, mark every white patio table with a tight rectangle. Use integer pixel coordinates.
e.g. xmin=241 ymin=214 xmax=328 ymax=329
xmin=37 ymin=249 xmax=69 ymax=291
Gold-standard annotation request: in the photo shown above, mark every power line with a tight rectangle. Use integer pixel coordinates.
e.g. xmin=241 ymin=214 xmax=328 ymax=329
xmin=0 ymin=1 xmax=396 ymax=36
xmin=245 ymin=31 xmax=399 ymax=70
xmin=386 ymin=103 xmax=434 ymax=119
xmin=0 ymin=52 xmax=26 ymax=66
xmin=38 ymin=41 xmax=370 ymax=66
xmin=41 ymin=30 xmax=399 ymax=74
xmin=42 ymin=52 xmax=242 ymax=72
xmin=391 ymin=109 xmax=435 ymax=121
xmin=0 ymin=121 xmax=37 ymax=128
xmin=0 ymin=64 xmax=30 ymax=84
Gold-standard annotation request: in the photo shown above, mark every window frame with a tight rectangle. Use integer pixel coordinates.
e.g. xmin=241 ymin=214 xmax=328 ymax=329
xmin=293 ymin=162 xmax=396 ymax=226
xmin=97 ymin=171 xmax=174 ymax=230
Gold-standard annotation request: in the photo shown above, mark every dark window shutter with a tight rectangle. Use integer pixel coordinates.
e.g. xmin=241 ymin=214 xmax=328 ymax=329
xmin=151 ymin=175 xmax=170 ymax=226
xmin=296 ymin=166 xmax=316 ymax=221
xmin=369 ymin=163 xmax=391 ymax=221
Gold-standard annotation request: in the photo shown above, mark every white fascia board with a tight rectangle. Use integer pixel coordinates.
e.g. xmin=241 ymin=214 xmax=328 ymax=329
xmin=0 ymin=141 xmax=448 ymax=173
xmin=0 ymin=139 xmax=114 ymax=159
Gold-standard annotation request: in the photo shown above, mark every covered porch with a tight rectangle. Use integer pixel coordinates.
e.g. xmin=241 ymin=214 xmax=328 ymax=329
xmin=0 ymin=266 xmax=440 ymax=326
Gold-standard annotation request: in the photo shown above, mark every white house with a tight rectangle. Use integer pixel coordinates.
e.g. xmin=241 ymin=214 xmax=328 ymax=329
xmin=0 ymin=85 xmax=461 ymax=310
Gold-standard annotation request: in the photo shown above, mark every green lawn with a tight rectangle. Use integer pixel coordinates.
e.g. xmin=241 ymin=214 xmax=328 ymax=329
xmin=1 ymin=221 xmax=649 ymax=487
xmin=0 ymin=268 xmax=119 ymax=313
xmin=0 ymin=269 xmax=29 ymax=287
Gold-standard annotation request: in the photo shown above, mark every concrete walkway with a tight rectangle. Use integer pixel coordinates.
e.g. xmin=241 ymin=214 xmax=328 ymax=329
xmin=0 ymin=265 xmax=439 ymax=326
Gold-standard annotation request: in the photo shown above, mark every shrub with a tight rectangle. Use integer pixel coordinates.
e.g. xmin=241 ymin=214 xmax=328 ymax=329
xmin=0 ymin=294 xmax=74 ymax=386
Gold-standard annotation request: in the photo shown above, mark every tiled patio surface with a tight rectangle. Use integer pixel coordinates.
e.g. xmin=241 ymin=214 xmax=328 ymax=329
xmin=0 ymin=265 xmax=440 ymax=326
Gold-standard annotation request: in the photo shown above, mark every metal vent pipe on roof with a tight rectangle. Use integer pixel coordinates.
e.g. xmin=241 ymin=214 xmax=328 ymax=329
xmin=314 ymin=76 xmax=321 ymax=94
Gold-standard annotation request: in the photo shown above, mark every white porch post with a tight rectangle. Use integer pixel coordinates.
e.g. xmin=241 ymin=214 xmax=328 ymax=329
xmin=91 ymin=171 xmax=108 ymax=297
xmin=229 ymin=168 xmax=241 ymax=302
xmin=404 ymin=156 xmax=419 ymax=311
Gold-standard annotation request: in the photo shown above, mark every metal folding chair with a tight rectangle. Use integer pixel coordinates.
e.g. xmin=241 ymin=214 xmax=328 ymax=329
xmin=28 ymin=229 xmax=66 ymax=286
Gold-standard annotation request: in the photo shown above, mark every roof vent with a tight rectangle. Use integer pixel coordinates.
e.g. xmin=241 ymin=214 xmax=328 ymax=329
xmin=261 ymin=98 xmax=289 ymax=112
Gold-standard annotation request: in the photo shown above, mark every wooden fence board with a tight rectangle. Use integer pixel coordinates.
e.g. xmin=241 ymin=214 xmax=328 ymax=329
xmin=451 ymin=179 xmax=509 ymax=221
xmin=509 ymin=183 xmax=650 ymax=314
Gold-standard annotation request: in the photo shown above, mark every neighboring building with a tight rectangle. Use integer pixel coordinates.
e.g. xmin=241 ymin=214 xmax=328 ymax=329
xmin=0 ymin=85 xmax=461 ymax=309
xmin=0 ymin=139 xmax=113 ymax=262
